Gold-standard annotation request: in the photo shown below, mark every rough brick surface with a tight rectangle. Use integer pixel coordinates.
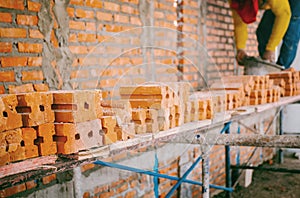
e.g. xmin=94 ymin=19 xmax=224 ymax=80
xmin=36 ymin=123 xmax=57 ymax=156
xmin=16 ymin=92 xmax=54 ymax=127
xmin=21 ymin=128 xmax=39 ymax=159
xmin=0 ymin=95 xmax=23 ymax=132
xmin=52 ymin=90 xmax=102 ymax=123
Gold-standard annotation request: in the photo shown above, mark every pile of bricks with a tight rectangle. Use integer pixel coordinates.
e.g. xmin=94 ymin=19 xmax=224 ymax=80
xmin=119 ymin=83 xmax=190 ymax=134
xmin=1 ymin=70 xmax=300 ymax=166
xmin=268 ymin=68 xmax=300 ymax=96
xmin=211 ymin=75 xmax=282 ymax=107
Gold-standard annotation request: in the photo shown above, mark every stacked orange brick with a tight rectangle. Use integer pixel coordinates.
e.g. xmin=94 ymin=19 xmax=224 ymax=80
xmin=52 ymin=90 xmax=103 ymax=154
xmin=268 ymin=68 xmax=300 ymax=97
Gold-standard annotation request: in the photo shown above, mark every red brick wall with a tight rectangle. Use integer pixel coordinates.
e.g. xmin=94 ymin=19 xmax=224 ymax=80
xmin=0 ymin=0 xmax=260 ymax=94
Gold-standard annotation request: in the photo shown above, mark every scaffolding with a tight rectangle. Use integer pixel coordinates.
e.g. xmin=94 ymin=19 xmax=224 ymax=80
xmin=1 ymin=95 xmax=300 ymax=197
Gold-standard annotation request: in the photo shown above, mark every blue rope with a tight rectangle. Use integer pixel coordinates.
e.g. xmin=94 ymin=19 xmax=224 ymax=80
xmin=165 ymin=156 xmax=202 ymax=198
xmin=153 ymin=153 xmax=159 ymax=198
xmin=93 ymin=160 xmax=233 ymax=192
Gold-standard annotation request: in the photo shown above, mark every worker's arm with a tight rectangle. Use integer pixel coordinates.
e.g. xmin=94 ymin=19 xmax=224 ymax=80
xmin=231 ymin=8 xmax=248 ymax=50
xmin=266 ymin=0 xmax=291 ymax=51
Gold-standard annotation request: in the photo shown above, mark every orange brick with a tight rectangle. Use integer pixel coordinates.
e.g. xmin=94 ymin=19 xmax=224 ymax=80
xmin=17 ymin=15 xmax=38 ymax=26
xmin=0 ymin=95 xmax=23 ymax=132
xmin=96 ymin=12 xmax=113 ymax=21
xmin=52 ymin=90 xmax=102 ymax=123
xmin=29 ymin=29 xmax=44 ymax=39
xmin=67 ymin=7 xmax=75 ymax=17
xmin=55 ymin=123 xmax=77 ymax=154
xmin=6 ymin=129 xmax=26 ymax=162
xmin=8 ymin=84 xmax=34 ymax=94
xmin=33 ymin=84 xmax=49 ymax=92
xmin=78 ymin=33 xmax=96 ymax=42
xmin=69 ymin=20 xmax=85 ymax=30
xmin=0 ymin=0 xmax=24 ymax=10
xmin=69 ymin=33 xmax=77 ymax=42
xmin=18 ymin=43 xmax=43 ymax=53
xmin=70 ymin=0 xmax=84 ymax=5
xmin=1 ymin=57 xmax=27 ymax=67
xmin=16 ymin=92 xmax=54 ymax=126
xmin=0 ymin=183 xmax=26 ymax=197
xmin=0 ymin=12 xmax=12 ymax=23
xmin=25 ymin=180 xmax=37 ymax=190
xmin=83 ymin=192 xmax=90 ymax=198
xmin=101 ymin=116 xmax=117 ymax=144
xmin=81 ymin=163 xmax=95 ymax=172
xmin=28 ymin=57 xmax=42 ymax=67
xmin=75 ymin=9 xmax=94 ymax=19
xmin=28 ymin=1 xmax=41 ymax=12
xmin=0 ymin=28 xmax=26 ymax=38
xmin=21 ymin=128 xmax=39 ymax=159
xmin=0 ymin=71 xmax=15 ymax=82
xmin=86 ymin=22 xmax=96 ymax=31
xmin=0 ymin=85 xmax=5 ymax=94
xmin=114 ymin=14 xmax=129 ymax=23
xmin=42 ymin=174 xmax=56 ymax=185
xmin=36 ymin=123 xmax=57 ymax=156
xmin=0 ymin=42 xmax=12 ymax=53
xmin=69 ymin=45 xmax=89 ymax=54
xmin=21 ymin=70 xmax=44 ymax=81
xmin=86 ymin=0 xmax=102 ymax=8
xmin=103 ymin=2 xmax=120 ymax=12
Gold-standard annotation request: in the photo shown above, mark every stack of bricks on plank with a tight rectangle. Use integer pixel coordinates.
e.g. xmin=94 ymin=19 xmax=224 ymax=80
xmin=1 ymin=69 xmax=300 ymax=166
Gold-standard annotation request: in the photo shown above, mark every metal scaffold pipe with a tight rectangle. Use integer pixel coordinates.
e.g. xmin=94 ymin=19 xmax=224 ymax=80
xmin=194 ymin=134 xmax=300 ymax=148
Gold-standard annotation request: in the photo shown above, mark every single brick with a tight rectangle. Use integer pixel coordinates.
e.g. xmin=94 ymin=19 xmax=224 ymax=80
xmin=17 ymin=15 xmax=38 ymax=26
xmin=21 ymin=128 xmax=39 ymax=159
xmin=8 ymin=84 xmax=34 ymax=94
xmin=42 ymin=174 xmax=56 ymax=185
xmin=16 ymin=92 xmax=54 ymax=126
xmin=18 ymin=42 xmax=42 ymax=53
xmin=1 ymin=57 xmax=27 ymax=67
xmin=75 ymin=119 xmax=104 ymax=151
xmin=0 ymin=12 xmax=11 ymax=23
xmin=55 ymin=123 xmax=77 ymax=154
xmin=33 ymin=84 xmax=49 ymax=92
xmin=5 ymin=129 xmax=25 ymax=162
xmin=21 ymin=70 xmax=44 ymax=81
xmin=0 ymin=28 xmax=26 ymax=38
xmin=0 ymin=86 xmax=5 ymax=94
xmin=28 ymin=57 xmax=42 ymax=67
xmin=25 ymin=180 xmax=37 ymax=190
xmin=52 ymin=90 xmax=102 ymax=123
xmin=35 ymin=123 xmax=57 ymax=156
xmin=101 ymin=116 xmax=117 ymax=144
xmin=28 ymin=1 xmax=41 ymax=12
xmin=29 ymin=29 xmax=44 ymax=39
xmin=0 ymin=71 xmax=15 ymax=82
xmin=86 ymin=0 xmax=102 ymax=8
xmin=0 ymin=42 xmax=12 ymax=53
xmin=75 ymin=9 xmax=94 ymax=19
xmin=132 ymin=108 xmax=147 ymax=124
xmin=0 ymin=95 xmax=23 ymax=132
xmin=0 ymin=0 xmax=24 ymax=10
xmin=0 ymin=183 xmax=26 ymax=198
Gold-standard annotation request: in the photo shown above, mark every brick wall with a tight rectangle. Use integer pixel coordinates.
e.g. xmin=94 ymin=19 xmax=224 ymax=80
xmin=0 ymin=0 xmax=260 ymax=94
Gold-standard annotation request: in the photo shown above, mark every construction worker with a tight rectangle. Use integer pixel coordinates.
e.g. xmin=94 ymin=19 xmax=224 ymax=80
xmin=230 ymin=0 xmax=300 ymax=69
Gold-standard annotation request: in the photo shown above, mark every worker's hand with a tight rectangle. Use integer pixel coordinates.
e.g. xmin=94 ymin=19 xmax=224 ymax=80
xmin=236 ymin=49 xmax=248 ymax=65
xmin=262 ymin=50 xmax=275 ymax=63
